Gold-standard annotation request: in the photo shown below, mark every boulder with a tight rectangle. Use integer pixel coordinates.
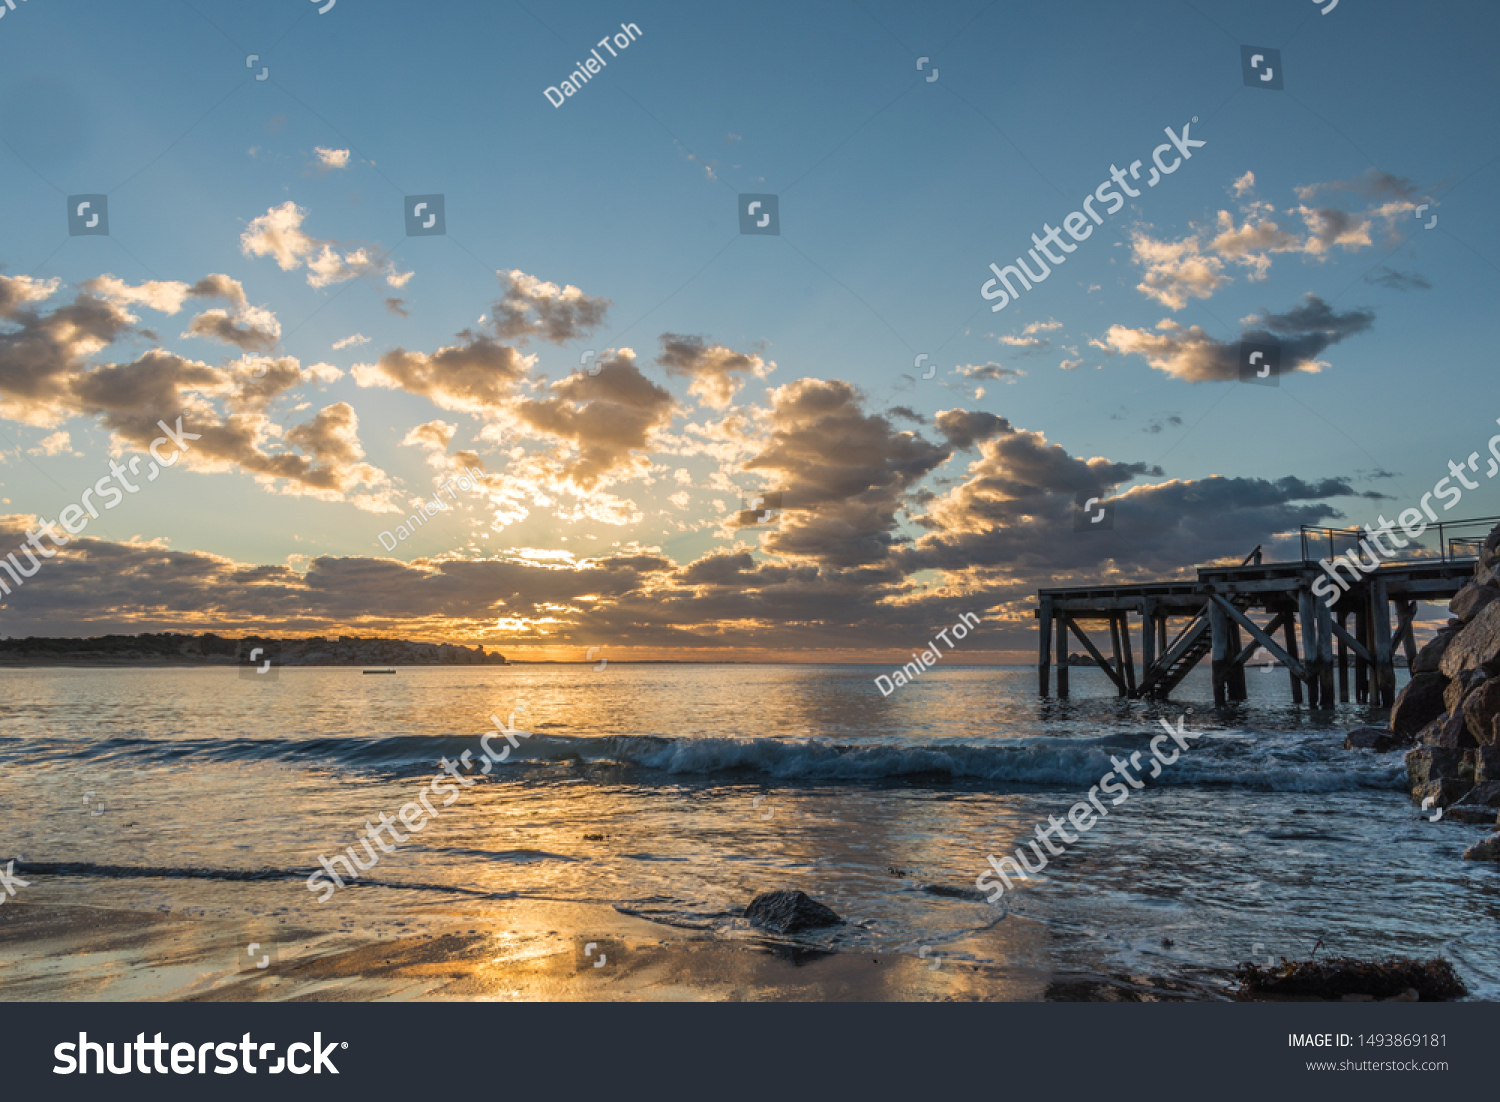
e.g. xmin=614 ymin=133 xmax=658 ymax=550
xmin=1418 ymin=712 xmax=1476 ymax=751
xmin=1441 ymin=805 xmax=1499 ymax=826
xmin=1439 ymin=601 xmax=1500 ymax=680
xmin=1406 ymin=746 xmax=1464 ymax=786
xmin=1474 ymin=744 xmax=1500 ymax=783
xmin=1475 ymin=562 xmax=1500 ymax=589
xmin=1461 ymin=678 xmax=1500 ymax=745
xmin=744 ymin=889 xmax=844 ymax=934
xmin=1451 ymin=780 xmax=1500 ymax=809
xmin=1391 ymin=672 xmax=1451 ymax=738
xmin=1413 ymin=778 xmax=1471 ymax=807
xmin=1450 ymin=585 xmax=1500 ymax=624
xmin=1444 ymin=673 xmax=1475 ymax=718
xmin=1411 ymin=629 xmax=1456 ymax=675
xmin=1463 ymin=834 xmax=1500 ymax=862
xmin=1344 ymin=727 xmax=1398 ymax=752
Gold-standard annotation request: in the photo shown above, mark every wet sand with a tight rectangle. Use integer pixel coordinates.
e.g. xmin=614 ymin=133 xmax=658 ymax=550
xmin=0 ymin=898 xmax=1223 ymax=1003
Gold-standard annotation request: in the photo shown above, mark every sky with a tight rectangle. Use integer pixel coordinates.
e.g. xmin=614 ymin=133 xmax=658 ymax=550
xmin=1 ymin=0 xmax=1498 ymax=661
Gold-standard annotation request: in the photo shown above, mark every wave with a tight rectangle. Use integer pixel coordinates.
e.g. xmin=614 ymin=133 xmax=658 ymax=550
xmin=0 ymin=728 xmax=1408 ymax=792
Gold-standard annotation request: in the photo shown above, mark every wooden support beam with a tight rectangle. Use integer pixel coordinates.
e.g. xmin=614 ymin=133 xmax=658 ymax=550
xmin=1370 ymin=576 xmax=1395 ymax=708
xmin=1329 ymin=617 xmax=1374 ymax=664
xmin=1282 ymin=615 xmax=1304 ymax=705
xmin=1108 ymin=613 xmax=1126 ymax=698
xmin=1141 ymin=600 xmax=1157 ymax=689
xmin=1056 ymin=609 xmax=1069 ymax=698
xmin=1298 ymin=589 xmax=1321 ymax=708
xmin=1317 ymin=598 xmax=1336 ymax=707
xmin=1226 ymin=617 xmax=1248 ymax=701
xmin=1064 ymin=615 xmax=1126 ymax=694
xmin=1119 ymin=612 xmax=1137 ymax=696
xmin=1038 ymin=597 xmax=1053 ymax=697
xmin=1209 ymin=599 xmax=1232 ymax=706
xmin=1208 ymin=597 xmax=1304 ymax=678
xmin=1337 ymin=611 xmax=1350 ymax=703
xmin=1354 ymin=603 xmax=1369 ymax=704
xmin=1396 ymin=600 xmax=1419 ymax=667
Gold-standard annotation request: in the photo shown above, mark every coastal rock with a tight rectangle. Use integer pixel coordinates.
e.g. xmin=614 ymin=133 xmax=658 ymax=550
xmin=1461 ymin=678 xmax=1500 ymax=745
xmin=1413 ymin=778 xmax=1470 ymax=808
xmin=1411 ymin=629 xmax=1456 ymax=675
xmin=744 ymin=890 xmax=844 ymax=934
xmin=1442 ymin=805 xmax=1499 ymax=826
xmin=1478 ymin=744 xmax=1500 ymax=783
xmin=1475 ymin=562 xmax=1500 ymax=589
xmin=1450 ymin=585 xmax=1499 ymax=624
xmin=1344 ymin=727 xmax=1398 ymax=752
xmin=1406 ymin=746 xmax=1464 ymax=787
xmin=1439 ymin=601 xmax=1500 ymax=680
xmin=1451 ymin=780 xmax=1500 ymax=809
xmin=1417 ymin=712 xmax=1475 ymax=751
xmin=1463 ymin=835 xmax=1500 ymax=862
xmin=1391 ymin=672 xmax=1450 ymax=738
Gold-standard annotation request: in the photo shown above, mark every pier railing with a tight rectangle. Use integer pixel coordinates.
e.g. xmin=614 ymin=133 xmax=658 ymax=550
xmin=1299 ymin=516 xmax=1500 ymax=565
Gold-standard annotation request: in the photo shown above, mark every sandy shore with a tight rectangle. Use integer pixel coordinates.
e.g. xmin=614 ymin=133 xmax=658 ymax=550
xmin=0 ymin=898 xmax=1223 ymax=1002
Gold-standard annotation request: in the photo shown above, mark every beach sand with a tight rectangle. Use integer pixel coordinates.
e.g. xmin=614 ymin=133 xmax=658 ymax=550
xmin=0 ymin=898 xmax=1220 ymax=1003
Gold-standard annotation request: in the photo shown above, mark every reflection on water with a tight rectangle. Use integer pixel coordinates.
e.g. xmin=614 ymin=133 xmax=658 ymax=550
xmin=0 ymin=663 xmax=1496 ymax=1000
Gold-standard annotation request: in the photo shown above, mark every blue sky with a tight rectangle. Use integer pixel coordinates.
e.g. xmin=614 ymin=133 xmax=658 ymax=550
xmin=1 ymin=0 xmax=1498 ymax=657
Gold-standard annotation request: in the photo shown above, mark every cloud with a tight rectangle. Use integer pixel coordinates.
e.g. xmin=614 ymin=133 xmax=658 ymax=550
xmin=28 ymin=430 xmax=77 ymax=456
xmin=82 ymin=273 xmax=248 ymax=318
xmin=384 ymin=298 xmax=409 ymax=317
xmin=1365 ymin=266 xmax=1431 ymax=292
xmin=333 ymin=333 xmax=370 ymax=350
xmin=182 ymin=305 xmax=281 ymax=353
xmin=1295 ymin=168 xmax=1423 ymax=204
xmin=240 ymin=202 xmax=412 ymax=289
xmin=353 ymin=331 xmax=531 ymax=414
xmin=957 ymin=362 xmax=1024 ymax=383
xmin=1129 ymin=228 xmax=1230 ymax=309
xmin=1092 ymin=294 xmax=1374 ymax=382
xmin=313 ymin=147 xmax=351 ymax=171
xmin=514 ymin=350 xmax=676 ymax=490
xmin=656 ymin=333 xmax=773 ymax=409
xmin=1230 ymin=171 xmax=1255 ymax=197
xmin=491 ymin=270 xmax=610 ymax=345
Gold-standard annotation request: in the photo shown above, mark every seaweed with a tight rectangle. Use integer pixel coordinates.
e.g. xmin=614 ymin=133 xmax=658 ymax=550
xmin=1234 ymin=955 xmax=1468 ymax=1001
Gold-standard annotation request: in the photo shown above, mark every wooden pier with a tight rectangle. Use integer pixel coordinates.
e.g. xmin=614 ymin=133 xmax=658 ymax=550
xmin=1035 ymin=521 xmax=1497 ymax=706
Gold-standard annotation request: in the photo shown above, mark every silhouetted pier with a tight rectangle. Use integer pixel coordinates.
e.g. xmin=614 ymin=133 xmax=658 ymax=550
xmin=1036 ymin=519 xmax=1499 ymax=706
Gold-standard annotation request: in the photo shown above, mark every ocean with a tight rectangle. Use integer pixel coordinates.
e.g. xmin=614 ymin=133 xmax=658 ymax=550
xmin=2 ymin=662 xmax=1496 ymax=999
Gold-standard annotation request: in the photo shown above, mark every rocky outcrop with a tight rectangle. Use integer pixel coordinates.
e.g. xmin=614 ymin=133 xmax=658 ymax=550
xmin=1391 ymin=672 xmax=1449 ymax=738
xmin=744 ymin=890 xmax=844 ymax=934
xmin=1344 ymin=727 xmax=1398 ymax=752
xmin=1438 ymin=601 xmax=1500 ymax=680
xmin=1398 ymin=522 xmax=1500 ymax=860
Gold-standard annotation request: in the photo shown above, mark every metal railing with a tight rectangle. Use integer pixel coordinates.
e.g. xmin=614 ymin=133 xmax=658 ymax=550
xmin=1299 ymin=516 xmax=1500 ymax=564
